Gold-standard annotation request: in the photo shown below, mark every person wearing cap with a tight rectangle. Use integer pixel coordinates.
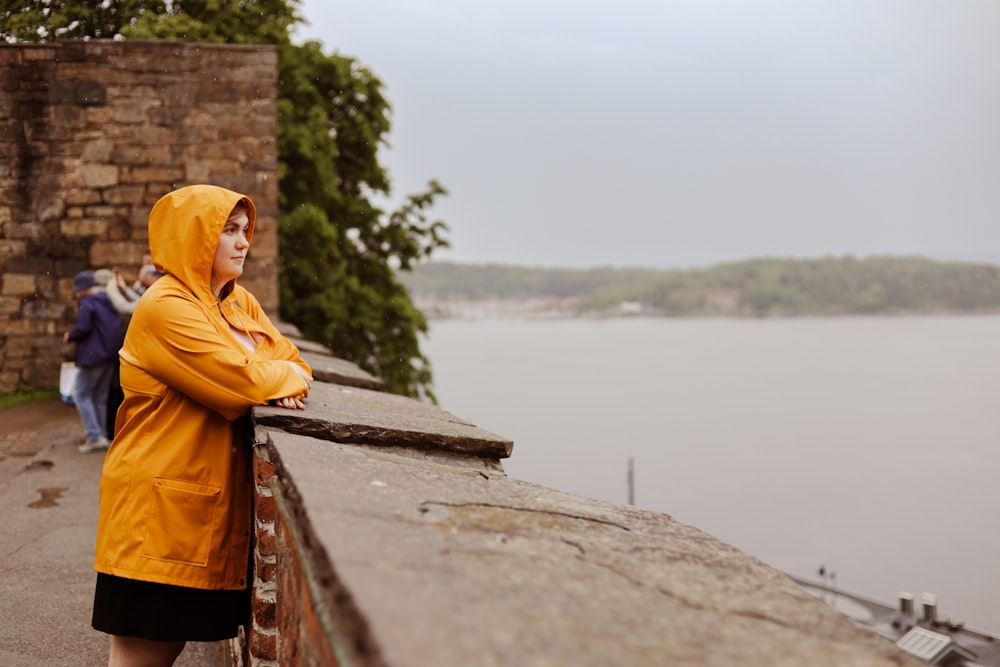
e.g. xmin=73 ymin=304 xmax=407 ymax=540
xmin=63 ymin=270 xmax=125 ymax=453
xmin=89 ymin=184 xmax=312 ymax=666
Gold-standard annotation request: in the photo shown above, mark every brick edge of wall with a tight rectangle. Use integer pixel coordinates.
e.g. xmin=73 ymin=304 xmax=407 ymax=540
xmin=239 ymin=438 xmax=386 ymax=667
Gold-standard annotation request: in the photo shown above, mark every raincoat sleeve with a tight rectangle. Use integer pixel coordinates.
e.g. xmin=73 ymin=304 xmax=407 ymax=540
xmin=134 ymin=292 xmax=309 ymax=421
xmin=238 ymin=289 xmax=311 ymax=376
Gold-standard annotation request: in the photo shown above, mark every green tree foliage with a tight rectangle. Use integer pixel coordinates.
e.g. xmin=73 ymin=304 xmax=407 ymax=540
xmin=1 ymin=0 xmax=298 ymax=43
xmin=275 ymin=39 xmax=449 ymax=398
xmin=2 ymin=0 xmax=450 ymax=400
xmin=2 ymin=0 xmax=161 ymax=41
xmin=126 ymin=0 xmax=298 ymax=45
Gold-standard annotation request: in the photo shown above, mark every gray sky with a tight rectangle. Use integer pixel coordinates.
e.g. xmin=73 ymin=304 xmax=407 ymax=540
xmin=294 ymin=0 xmax=1000 ymax=270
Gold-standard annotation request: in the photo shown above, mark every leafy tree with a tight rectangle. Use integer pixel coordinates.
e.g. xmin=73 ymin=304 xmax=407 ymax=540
xmin=1 ymin=0 xmax=450 ymax=400
xmin=1 ymin=0 xmax=297 ymax=44
xmin=127 ymin=0 xmax=298 ymax=45
xmin=274 ymin=39 xmax=449 ymax=398
xmin=2 ymin=0 xmax=162 ymax=41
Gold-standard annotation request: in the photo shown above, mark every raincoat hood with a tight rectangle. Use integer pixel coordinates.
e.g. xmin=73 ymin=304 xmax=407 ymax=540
xmin=148 ymin=184 xmax=256 ymax=305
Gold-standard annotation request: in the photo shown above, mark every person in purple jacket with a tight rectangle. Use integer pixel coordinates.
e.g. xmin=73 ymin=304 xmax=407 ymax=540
xmin=63 ymin=271 xmax=125 ymax=453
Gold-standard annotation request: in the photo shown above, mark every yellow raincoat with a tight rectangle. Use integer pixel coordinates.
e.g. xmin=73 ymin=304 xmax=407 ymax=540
xmin=94 ymin=185 xmax=311 ymax=590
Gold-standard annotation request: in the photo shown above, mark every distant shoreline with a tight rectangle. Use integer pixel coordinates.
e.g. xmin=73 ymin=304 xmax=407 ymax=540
xmin=402 ymin=256 xmax=1000 ymax=319
xmin=415 ymin=297 xmax=1000 ymax=321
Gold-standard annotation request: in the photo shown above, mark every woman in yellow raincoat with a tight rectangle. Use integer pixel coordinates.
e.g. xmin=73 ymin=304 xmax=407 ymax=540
xmin=91 ymin=185 xmax=313 ymax=666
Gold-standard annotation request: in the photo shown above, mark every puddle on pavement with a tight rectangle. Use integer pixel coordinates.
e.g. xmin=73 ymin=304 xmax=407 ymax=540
xmin=28 ymin=486 xmax=68 ymax=509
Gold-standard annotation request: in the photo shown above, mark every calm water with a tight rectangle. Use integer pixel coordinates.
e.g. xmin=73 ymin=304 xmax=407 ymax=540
xmin=422 ymin=315 xmax=1000 ymax=634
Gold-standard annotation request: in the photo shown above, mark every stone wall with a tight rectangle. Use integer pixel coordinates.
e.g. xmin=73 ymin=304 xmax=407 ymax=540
xmin=238 ymin=340 xmax=925 ymax=667
xmin=0 ymin=40 xmax=279 ymax=394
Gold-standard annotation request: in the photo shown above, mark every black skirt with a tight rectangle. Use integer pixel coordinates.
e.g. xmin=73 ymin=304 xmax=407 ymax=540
xmin=91 ymin=573 xmax=250 ymax=642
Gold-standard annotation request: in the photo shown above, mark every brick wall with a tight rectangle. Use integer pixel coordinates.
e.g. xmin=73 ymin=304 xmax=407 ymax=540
xmin=245 ymin=438 xmax=382 ymax=667
xmin=0 ymin=40 xmax=279 ymax=393
xmin=248 ymin=444 xmax=281 ymax=666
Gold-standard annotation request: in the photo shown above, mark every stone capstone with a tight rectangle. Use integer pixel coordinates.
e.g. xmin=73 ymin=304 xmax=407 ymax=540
xmin=253 ymin=381 xmax=513 ymax=459
xmin=298 ymin=350 xmax=383 ymax=391
xmin=261 ymin=429 xmax=923 ymax=667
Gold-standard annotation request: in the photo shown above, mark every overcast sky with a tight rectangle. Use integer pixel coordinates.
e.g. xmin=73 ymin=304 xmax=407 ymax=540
xmin=293 ymin=1 xmax=1000 ymax=270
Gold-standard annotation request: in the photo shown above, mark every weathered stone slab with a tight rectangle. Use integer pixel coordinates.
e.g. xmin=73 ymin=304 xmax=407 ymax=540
xmin=265 ymin=430 xmax=922 ymax=667
xmin=299 ymin=350 xmax=382 ymax=391
xmin=271 ymin=320 xmax=303 ymax=339
xmin=272 ymin=320 xmax=335 ymax=358
xmin=254 ymin=381 xmax=513 ymax=459
xmin=288 ymin=336 xmax=333 ymax=357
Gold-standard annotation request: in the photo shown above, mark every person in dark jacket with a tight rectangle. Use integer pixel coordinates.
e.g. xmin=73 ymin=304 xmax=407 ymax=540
xmin=64 ymin=270 xmax=125 ymax=453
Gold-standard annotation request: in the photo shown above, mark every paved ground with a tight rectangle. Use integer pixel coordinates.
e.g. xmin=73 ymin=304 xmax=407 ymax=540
xmin=0 ymin=397 xmax=227 ymax=667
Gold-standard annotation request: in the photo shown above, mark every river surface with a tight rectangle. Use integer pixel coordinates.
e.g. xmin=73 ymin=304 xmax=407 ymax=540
xmin=421 ymin=315 xmax=1000 ymax=634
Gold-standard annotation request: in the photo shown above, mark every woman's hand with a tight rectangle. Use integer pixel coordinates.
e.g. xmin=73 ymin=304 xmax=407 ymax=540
xmin=270 ymin=396 xmax=306 ymax=410
xmin=267 ymin=362 xmax=311 ymax=409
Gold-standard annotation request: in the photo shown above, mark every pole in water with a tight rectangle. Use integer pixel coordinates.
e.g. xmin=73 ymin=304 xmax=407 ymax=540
xmin=627 ymin=456 xmax=635 ymax=506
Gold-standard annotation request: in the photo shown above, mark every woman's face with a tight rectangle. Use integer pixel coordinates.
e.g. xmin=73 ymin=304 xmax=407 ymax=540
xmin=211 ymin=207 xmax=251 ymax=293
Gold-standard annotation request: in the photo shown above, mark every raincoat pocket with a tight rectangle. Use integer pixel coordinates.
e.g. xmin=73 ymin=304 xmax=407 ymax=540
xmin=141 ymin=477 xmax=222 ymax=567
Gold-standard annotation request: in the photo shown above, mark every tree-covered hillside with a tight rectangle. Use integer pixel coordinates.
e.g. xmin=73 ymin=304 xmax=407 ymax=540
xmin=401 ymin=256 xmax=1000 ymax=316
xmin=400 ymin=262 xmax=660 ymax=301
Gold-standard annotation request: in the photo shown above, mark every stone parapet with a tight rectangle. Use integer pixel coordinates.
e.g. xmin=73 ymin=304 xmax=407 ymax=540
xmin=0 ymin=40 xmax=279 ymax=393
xmin=245 ymin=364 xmax=923 ymax=667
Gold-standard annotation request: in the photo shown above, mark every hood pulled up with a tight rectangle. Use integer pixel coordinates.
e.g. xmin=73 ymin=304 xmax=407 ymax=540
xmin=147 ymin=184 xmax=256 ymax=305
